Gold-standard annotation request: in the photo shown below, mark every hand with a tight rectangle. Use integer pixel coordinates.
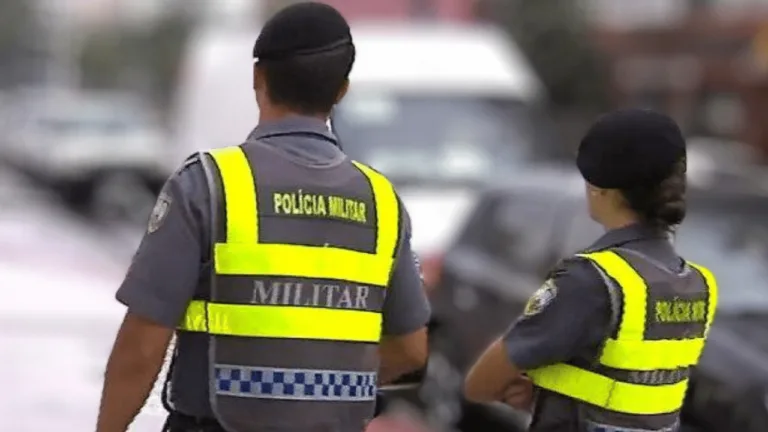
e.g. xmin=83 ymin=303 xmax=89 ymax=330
xmin=501 ymin=375 xmax=535 ymax=412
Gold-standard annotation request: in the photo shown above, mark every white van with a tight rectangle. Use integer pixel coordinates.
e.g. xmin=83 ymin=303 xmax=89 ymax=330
xmin=173 ymin=21 xmax=546 ymax=270
xmin=173 ymin=21 xmax=542 ymax=158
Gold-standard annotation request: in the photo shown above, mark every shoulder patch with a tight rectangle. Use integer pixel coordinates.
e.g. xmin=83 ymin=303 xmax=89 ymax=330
xmin=523 ymin=279 xmax=558 ymax=317
xmin=147 ymin=191 xmax=172 ymax=233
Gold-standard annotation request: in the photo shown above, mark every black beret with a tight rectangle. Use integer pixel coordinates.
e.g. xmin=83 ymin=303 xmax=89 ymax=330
xmin=253 ymin=2 xmax=353 ymax=62
xmin=577 ymin=108 xmax=686 ymax=189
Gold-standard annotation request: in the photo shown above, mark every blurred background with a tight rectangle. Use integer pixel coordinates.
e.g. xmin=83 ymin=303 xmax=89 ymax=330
xmin=2 ymin=0 xmax=768 ymax=431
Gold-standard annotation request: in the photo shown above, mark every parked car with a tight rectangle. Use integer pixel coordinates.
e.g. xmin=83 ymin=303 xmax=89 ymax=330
xmin=428 ymin=168 xmax=768 ymax=432
xmin=686 ymin=137 xmax=768 ymax=196
xmin=0 ymin=88 xmax=172 ymax=223
xmin=380 ymin=167 xmax=580 ymax=432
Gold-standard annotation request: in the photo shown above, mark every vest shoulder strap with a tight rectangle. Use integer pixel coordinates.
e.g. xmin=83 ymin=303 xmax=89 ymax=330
xmin=575 ymin=250 xmax=647 ymax=341
xmin=588 ymin=261 xmax=622 ymax=347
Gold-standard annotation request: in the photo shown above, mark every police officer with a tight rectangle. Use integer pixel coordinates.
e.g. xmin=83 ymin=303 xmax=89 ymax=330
xmin=96 ymin=3 xmax=430 ymax=432
xmin=463 ymin=108 xmax=719 ymax=432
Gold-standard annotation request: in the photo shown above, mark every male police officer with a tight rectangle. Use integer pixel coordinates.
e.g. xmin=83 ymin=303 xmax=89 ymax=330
xmin=96 ymin=3 xmax=430 ymax=432
xmin=464 ymin=109 xmax=718 ymax=432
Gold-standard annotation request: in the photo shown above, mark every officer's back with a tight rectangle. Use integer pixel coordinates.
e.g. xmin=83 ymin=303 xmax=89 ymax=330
xmin=96 ymin=4 xmax=430 ymax=432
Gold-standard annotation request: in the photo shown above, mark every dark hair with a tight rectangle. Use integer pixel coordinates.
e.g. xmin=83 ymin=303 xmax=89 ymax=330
xmin=259 ymin=45 xmax=355 ymax=115
xmin=620 ymin=159 xmax=687 ymax=231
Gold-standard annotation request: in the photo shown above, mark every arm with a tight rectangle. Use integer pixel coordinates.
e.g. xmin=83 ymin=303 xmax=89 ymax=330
xmin=464 ymin=338 xmax=523 ymax=403
xmin=96 ymin=160 xmax=208 ymax=432
xmin=464 ymin=260 xmax=613 ymax=404
xmin=378 ymin=206 xmax=431 ymax=385
xmin=98 ymin=314 xmax=174 ymax=432
xmin=379 ymin=328 xmax=429 ymax=385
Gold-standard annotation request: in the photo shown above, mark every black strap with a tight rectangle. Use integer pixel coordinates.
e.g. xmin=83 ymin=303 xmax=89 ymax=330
xmin=164 ymin=411 xmax=225 ymax=432
xmin=161 ymin=346 xmax=177 ymax=414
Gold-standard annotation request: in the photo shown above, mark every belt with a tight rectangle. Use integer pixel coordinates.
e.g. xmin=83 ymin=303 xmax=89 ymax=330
xmin=585 ymin=421 xmax=679 ymax=432
xmin=164 ymin=411 xmax=225 ymax=432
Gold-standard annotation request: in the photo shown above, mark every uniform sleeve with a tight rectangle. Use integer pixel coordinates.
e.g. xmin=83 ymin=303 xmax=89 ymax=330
xmin=503 ymin=259 xmax=613 ymax=370
xmin=115 ymin=157 xmax=210 ymax=328
xmin=381 ymin=201 xmax=431 ymax=336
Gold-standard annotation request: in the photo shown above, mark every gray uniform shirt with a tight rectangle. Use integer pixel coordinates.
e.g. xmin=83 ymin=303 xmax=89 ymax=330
xmin=503 ymin=224 xmax=684 ymax=432
xmin=116 ymin=116 xmax=431 ymax=417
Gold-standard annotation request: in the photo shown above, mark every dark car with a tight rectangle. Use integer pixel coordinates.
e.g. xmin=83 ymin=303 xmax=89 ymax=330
xmin=428 ymin=168 xmax=768 ymax=432
xmin=376 ymin=168 xmax=583 ymax=432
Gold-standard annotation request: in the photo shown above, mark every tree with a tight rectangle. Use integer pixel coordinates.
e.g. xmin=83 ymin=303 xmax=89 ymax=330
xmin=0 ymin=0 xmax=42 ymax=88
xmin=476 ymin=0 xmax=609 ymax=110
xmin=140 ymin=13 xmax=194 ymax=108
xmin=79 ymin=13 xmax=194 ymax=111
xmin=263 ymin=0 xmax=305 ymax=18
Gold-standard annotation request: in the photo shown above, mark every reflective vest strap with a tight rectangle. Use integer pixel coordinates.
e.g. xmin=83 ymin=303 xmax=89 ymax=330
xmin=208 ymin=146 xmax=258 ymax=243
xmin=600 ymin=338 xmax=704 ymax=370
xmin=685 ymin=261 xmax=719 ymax=336
xmin=351 ymin=161 xmax=399 ymax=259
xmin=215 ymin=243 xmax=394 ymax=287
xmin=179 ymin=300 xmax=383 ymax=343
xmin=527 ymin=364 xmax=688 ymax=415
xmin=576 ymin=251 xmax=647 ymax=340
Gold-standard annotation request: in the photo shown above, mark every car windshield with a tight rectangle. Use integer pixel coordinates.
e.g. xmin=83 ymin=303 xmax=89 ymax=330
xmin=37 ymin=110 xmax=140 ymax=136
xmin=676 ymin=209 xmax=768 ymax=313
xmin=332 ymin=92 xmax=542 ymax=185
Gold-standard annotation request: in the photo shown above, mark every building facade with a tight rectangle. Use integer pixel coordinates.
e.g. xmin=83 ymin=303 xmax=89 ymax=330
xmin=588 ymin=0 xmax=768 ymax=160
xmin=264 ymin=0 xmax=476 ymax=22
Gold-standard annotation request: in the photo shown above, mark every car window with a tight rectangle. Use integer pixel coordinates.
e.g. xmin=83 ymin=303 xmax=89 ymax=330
xmin=7 ymin=95 xmax=153 ymax=138
xmin=36 ymin=112 xmax=137 ymax=136
xmin=333 ymin=92 xmax=543 ymax=185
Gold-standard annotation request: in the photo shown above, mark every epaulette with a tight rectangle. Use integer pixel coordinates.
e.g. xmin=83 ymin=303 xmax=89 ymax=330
xmin=546 ymin=255 xmax=587 ymax=279
xmin=183 ymin=153 xmax=202 ymax=167
xmin=172 ymin=153 xmax=203 ymax=178
xmin=545 ymin=260 xmax=570 ymax=280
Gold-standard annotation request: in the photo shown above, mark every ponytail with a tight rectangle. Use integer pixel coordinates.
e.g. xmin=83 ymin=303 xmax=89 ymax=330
xmin=620 ymin=159 xmax=687 ymax=231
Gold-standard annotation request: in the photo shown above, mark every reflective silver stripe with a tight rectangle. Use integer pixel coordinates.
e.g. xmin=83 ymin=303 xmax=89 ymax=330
xmin=586 ymin=420 xmax=679 ymax=432
xmin=589 ymin=262 xmax=622 ymax=335
xmin=215 ymin=365 xmax=378 ymax=401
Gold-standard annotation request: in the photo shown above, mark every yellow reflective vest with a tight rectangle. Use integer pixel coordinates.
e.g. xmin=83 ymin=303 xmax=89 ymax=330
xmin=528 ymin=249 xmax=718 ymax=415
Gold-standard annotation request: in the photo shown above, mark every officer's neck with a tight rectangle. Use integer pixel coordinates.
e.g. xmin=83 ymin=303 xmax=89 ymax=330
xmin=259 ymin=105 xmax=329 ymax=124
xmin=599 ymin=211 xmax=640 ymax=232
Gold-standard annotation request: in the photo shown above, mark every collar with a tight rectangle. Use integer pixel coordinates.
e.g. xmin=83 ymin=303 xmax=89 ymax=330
xmin=246 ymin=115 xmax=337 ymax=143
xmin=586 ymin=223 xmax=670 ymax=252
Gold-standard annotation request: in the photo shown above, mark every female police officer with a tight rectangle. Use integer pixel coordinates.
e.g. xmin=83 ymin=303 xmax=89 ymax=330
xmin=464 ymin=108 xmax=718 ymax=432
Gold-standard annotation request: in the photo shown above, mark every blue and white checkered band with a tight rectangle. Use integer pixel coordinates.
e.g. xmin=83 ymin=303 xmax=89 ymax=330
xmin=215 ymin=365 xmax=378 ymax=402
